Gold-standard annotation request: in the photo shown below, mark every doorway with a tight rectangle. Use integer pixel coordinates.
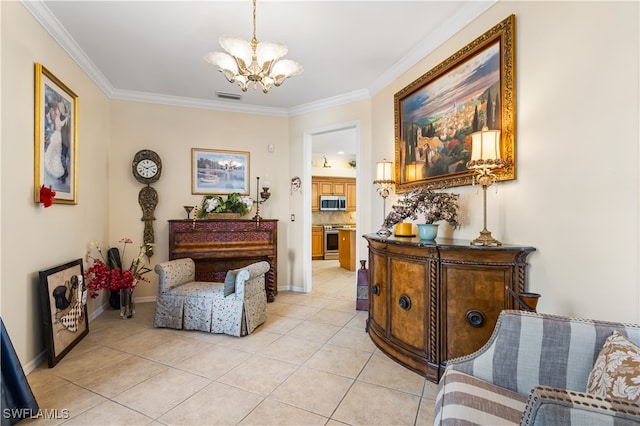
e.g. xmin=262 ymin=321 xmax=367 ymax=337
xmin=303 ymin=121 xmax=360 ymax=294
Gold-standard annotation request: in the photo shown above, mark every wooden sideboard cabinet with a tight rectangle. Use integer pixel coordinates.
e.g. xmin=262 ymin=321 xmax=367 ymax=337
xmin=364 ymin=234 xmax=535 ymax=383
xmin=168 ymin=219 xmax=278 ymax=302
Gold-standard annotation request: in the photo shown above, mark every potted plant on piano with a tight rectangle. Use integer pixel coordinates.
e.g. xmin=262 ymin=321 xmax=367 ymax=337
xmin=195 ymin=192 xmax=253 ymax=219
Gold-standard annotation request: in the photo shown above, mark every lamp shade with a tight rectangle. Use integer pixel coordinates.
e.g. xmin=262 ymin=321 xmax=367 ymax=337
xmin=374 ymin=159 xmax=394 ymax=184
xmin=219 ymin=36 xmax=253 ymax=66
xmin=405 ymin=163 xmax=418 ymax=182
xmin=468 ymin=128 xmax=503 ymax=169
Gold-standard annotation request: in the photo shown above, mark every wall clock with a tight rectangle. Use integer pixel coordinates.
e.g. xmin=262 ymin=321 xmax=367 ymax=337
xmin=132 ymin=150 xmax=161 ymax=257
xmin=132 ymin=149 xmax=162 ymax=185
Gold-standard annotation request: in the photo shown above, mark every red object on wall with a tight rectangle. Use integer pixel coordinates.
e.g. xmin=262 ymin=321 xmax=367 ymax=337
xmin=39 ymin=185 xmax=56 ymax=207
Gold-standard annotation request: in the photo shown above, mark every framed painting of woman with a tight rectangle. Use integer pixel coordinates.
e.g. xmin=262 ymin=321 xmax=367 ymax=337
xmin=34 ymin=63 xmax=78 ymax=204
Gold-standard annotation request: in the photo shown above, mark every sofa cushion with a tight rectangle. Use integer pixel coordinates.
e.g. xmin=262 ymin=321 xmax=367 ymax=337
xmin=448 ymin=310 xmax=640 ymax=395
xmin=587 ymin=331 xmax=640 ymax=402
xmin=435 ymin=369 xmax=527 ymax=425
xmin=224 ymin=270 xmax=237 ymax=297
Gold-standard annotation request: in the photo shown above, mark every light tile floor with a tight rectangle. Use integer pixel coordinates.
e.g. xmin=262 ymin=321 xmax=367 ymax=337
xmin=25 ymin=260 xmax=438 ymax=425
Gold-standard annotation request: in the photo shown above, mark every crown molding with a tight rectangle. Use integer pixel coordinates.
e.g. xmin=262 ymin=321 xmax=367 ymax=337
xmin=368 ymin=1 xmax=496 ymax=97
xmin=288 ymin=90 xmax=371 ymax=117
xmin=111 ymin=89 xmax=290 ymax=117
xmin=21 ymin=0 xmax=116 ymax=98
xmin=21 ymin=0 xmax=495 ymax=117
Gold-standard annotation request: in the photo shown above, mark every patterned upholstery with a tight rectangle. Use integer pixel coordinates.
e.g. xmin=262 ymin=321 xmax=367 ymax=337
xmin=522 ymin=386 xmax=640 ymax=425
xmin=153 ymin=258 xmax=269 ymax=337
xmin=435 ymin=369 xmax=527 ymax=425
xmin=435 ymin=310 xmax=640 ymax=425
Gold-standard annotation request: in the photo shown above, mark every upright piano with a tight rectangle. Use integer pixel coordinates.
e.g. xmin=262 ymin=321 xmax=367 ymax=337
xmin=168 ymin=219 xmax=278 ymax=301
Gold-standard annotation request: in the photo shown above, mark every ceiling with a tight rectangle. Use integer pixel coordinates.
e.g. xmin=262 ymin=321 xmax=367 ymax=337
xmin=24 ymin=0 xmax=494 ymax=118
xmin=311 ymin=127 xmax=358 ymax=161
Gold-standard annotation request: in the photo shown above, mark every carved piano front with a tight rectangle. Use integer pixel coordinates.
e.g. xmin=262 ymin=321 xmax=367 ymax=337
xmin=168 ymin=219 xmax=278 ymax=301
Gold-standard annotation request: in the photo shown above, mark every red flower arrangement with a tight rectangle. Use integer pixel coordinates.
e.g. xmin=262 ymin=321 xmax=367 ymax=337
xmin=84 ymin=238 xmax=152 ymax=298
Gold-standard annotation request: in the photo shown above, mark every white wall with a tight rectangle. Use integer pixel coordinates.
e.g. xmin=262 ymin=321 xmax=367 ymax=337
xmin=109 ymin=100 xmax=290 ymax=300
xmin=1 ymin=2 xmax=111 ymax=368
xmin=288 ymin=102 xmax=373 ymax=291
xmin=371 ymin=1 xmax=640 ymax=322
xmin=2 ymin=0 xmax=638 ymax=369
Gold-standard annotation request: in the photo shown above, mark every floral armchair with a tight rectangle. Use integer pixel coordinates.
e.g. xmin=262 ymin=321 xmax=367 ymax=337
xmin=153 ymin=258 xmax=269 ymax=337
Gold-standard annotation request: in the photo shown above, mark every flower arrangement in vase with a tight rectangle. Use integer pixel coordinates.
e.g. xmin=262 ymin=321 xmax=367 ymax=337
xmin=84 ymin=238 xmax=153 ymax=318
xmin=383 ymin=187 xmax=460 ymax=238
xmin=195 ymin=192 xmax=253 ymax=219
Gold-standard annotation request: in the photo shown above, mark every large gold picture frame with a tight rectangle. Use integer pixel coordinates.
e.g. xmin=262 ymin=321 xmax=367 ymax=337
xmin=394 ymin=15 xmax=516 ymax=192
xmin=34 ymin=63 xmax=79 ymax=204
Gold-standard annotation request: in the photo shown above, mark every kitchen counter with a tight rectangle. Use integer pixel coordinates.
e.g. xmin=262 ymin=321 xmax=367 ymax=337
xmin=338 ymin=228 xmax=356 ymax=271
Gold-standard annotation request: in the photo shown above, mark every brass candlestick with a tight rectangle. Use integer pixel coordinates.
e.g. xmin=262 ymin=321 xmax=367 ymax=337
xmin=253 ymin=176 xmax=271 ymax=222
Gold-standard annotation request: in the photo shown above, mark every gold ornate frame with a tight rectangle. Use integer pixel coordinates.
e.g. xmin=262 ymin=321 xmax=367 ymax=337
xmin=34 ymin=63 xmax=79 ymax=204
xmin=394 ymin=15 xmax=516 ymax=192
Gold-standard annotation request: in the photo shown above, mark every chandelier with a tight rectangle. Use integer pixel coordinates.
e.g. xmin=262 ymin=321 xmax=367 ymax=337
xmin=203 ymin=0 xmax=303 ymax=93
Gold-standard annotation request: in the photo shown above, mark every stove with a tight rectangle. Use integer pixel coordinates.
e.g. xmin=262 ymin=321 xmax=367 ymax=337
xmin=322 ymin=225 xmax=355 ymax=259
xmin=323 ymin=224 xmax=355 ymax=230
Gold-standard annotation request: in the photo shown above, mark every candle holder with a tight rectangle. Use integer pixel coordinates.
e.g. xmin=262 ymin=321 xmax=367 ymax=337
xmin=253 ymin=176 xmax=271 ymax=222
xmin=183 ymin=205 xmax=194 ymax=219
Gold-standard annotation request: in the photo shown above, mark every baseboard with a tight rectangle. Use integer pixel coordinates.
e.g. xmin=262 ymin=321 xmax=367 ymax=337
xmin=134 ymin=296 xmax=157 ymax=303
xmin=286 ymin=285 xmax=307 ymax=293
xmin=23 ymin=301 xmax=108 ymax=375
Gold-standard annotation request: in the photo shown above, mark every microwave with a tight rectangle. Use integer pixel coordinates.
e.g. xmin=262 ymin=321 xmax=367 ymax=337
xmin=320 ymin=195 xmax=346 ymax=211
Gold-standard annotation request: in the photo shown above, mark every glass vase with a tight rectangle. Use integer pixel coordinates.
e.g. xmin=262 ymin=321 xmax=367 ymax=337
xmin=109 ymin=289 xmax=120 ymax=309
xmin=119 ymin=288 xmax=135 ymax=319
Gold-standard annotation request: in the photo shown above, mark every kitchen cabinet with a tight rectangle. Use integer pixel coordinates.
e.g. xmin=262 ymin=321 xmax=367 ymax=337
xmin=338 ymin=229 xmax=356 ymax=271
xmin=364 ymin=234 xmax=535 ymax=382
xmin=312 ymin=177 xmax=355 ymax=209
xmin=312 ymin=226 xmax=324 ymax=260
xmin=311 ymin=182 xmax=319 ymax=211
xmin=346 ymin=181 xmax=356 ymax=211
xmin=318 ymin=180 xmax=346 ymax=196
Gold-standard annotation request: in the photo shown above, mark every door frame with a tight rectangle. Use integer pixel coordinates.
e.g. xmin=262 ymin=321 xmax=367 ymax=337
xmin=302 ymin=121 xmax=361 ymax=293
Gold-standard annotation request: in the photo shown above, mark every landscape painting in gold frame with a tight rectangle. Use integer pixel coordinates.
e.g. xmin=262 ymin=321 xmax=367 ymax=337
xmin=394 ymin=15 xmax=515 ymax=192
xmin=34 ymin=63 xmax=78 ymax=204
xmin=191 ymin=148 xmax=250 ymax=195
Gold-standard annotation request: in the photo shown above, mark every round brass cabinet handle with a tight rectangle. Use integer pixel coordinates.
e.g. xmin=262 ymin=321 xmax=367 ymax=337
xmin=371 ymin=285 xmax=380 ymax=296
xmin=466 ymin=310 xmax=485 ymax=328
xmin=398 ymin=295 xmax=411 ymax=310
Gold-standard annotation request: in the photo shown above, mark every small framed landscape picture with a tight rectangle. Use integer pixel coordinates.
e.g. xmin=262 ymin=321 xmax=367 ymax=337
xmin=191 ymin=148 xmax=250 ymax=195
xmin=39 ymin=259 xmax=88 ymax=367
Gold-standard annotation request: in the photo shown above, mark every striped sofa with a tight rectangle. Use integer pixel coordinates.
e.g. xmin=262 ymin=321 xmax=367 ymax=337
xmin=435 ymin=310 xmax=640 ymax=425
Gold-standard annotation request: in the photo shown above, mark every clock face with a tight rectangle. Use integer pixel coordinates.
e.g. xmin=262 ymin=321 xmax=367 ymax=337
xmin=136 ymin=159 xmax=158 ymax=178
xmin=132 ymin=149 xmax=162 ymax=184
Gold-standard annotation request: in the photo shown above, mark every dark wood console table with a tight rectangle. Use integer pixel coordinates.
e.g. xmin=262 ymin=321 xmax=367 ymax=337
xmin=168 ymin=219 xmax=278 ymax=302
xmin=364 ymin=234 xmax=535 ymax=383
